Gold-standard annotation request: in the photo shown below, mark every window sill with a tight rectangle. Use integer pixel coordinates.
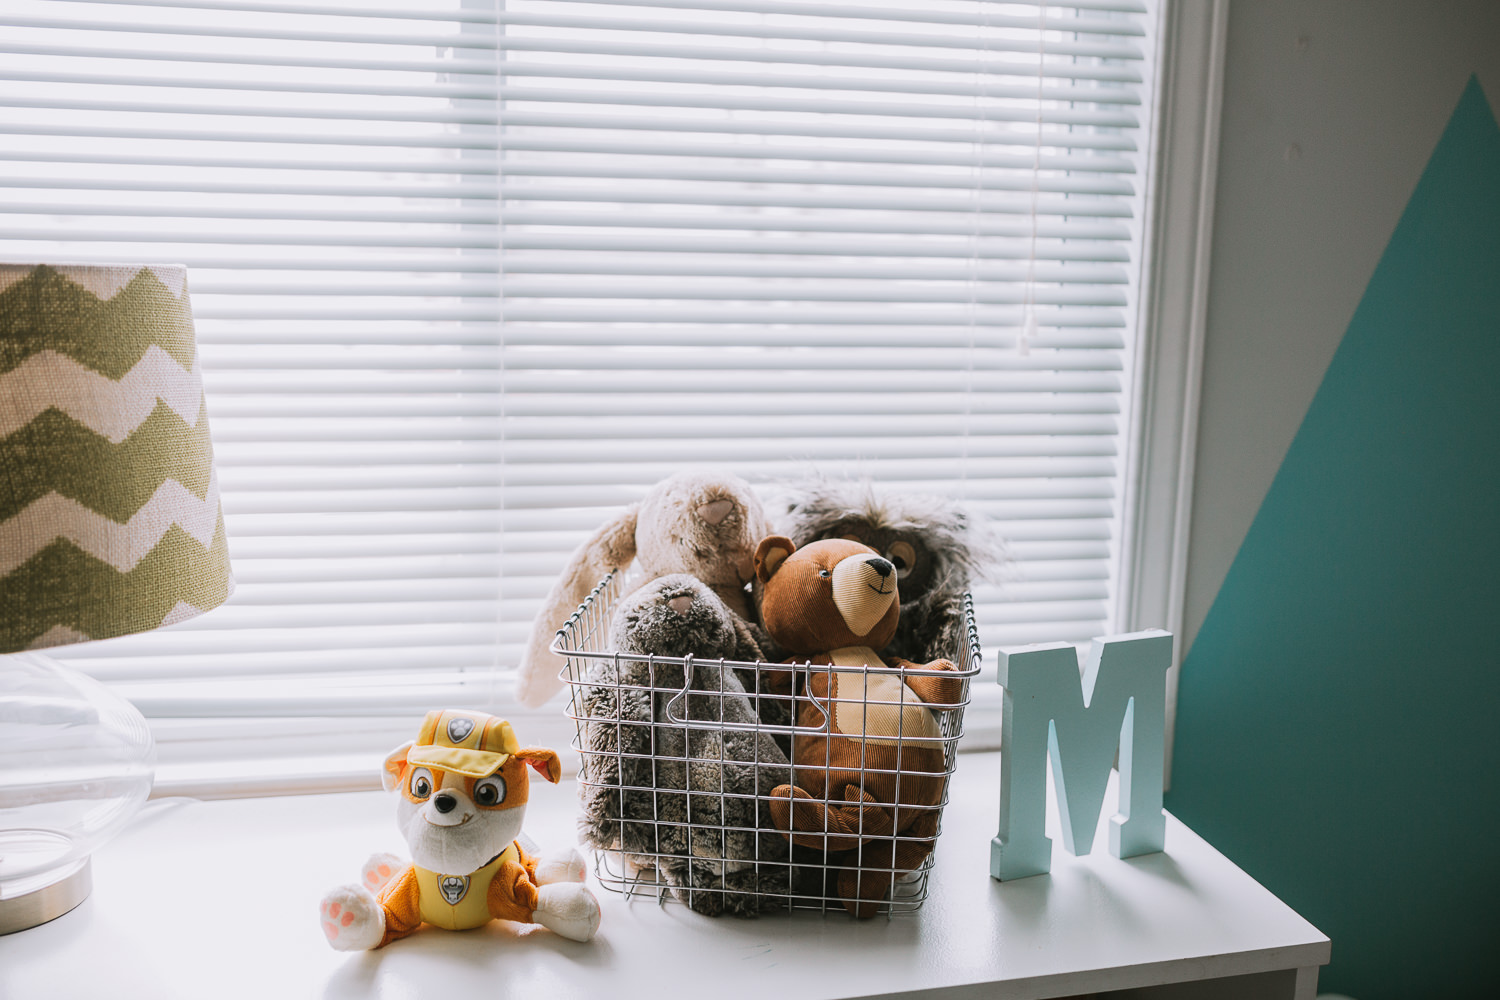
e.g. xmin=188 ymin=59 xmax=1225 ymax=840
xmin=0 ymin=753 xmax=1327 ymax=1000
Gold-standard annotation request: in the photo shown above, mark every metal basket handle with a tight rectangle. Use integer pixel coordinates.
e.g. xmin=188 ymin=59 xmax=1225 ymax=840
xmin=662 ymin=654 xmax=833 ymax=736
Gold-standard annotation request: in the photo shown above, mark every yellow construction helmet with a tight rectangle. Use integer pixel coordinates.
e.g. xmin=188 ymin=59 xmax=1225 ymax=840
xmin=405 ymin=710 xmax=521 ymax=778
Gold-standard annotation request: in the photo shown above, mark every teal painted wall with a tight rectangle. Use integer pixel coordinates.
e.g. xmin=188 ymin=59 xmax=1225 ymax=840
xmin=1167 ymin=78 xmax=1500 ymax=999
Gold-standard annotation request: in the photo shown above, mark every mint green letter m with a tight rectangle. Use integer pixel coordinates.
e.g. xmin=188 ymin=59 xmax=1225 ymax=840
xmin=991 ymin=630 xmax=1172 ymax=881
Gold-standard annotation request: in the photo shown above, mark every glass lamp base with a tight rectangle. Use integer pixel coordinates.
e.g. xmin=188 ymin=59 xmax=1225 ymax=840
xmin=0 ymin=856 xmax=91 ymax=935
xmin=1 ymin=652 xmax=155 ymax=935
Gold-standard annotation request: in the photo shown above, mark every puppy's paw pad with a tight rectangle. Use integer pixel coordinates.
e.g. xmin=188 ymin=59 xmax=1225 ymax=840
xmin=534 ymin=846 xmax=588 ymax=885
xmin=360 ymin=852 xmax=403 ymax=893
xmin=319 ymin=884 xmax=385 ymax=951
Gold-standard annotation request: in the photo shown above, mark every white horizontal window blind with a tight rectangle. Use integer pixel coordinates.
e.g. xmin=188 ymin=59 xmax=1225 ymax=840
xmin=1 ymin=0 xmax=509 ymax=789
xmin=496 ymin=2 xmax=1156 ymax=685
xmin=2 ymin=0 xmax=1158 ymax=791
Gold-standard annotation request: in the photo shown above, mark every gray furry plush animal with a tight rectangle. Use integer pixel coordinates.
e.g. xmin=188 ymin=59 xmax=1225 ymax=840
xmin=776 ymin=480 xmax=1005 ymax=665
xmin=576 ymin=574 xmax=793 ymax=916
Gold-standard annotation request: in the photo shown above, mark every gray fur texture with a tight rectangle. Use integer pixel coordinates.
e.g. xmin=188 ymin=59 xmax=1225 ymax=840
xmin=576 ymin=574 xmax=794 ymax=916
xmin=776 ymin=480 xmax=1005 ymax=665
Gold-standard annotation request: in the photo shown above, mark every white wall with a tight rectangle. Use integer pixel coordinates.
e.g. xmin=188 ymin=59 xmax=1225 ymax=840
xmin=1182 ymin=0 xmax=1500 ymax=651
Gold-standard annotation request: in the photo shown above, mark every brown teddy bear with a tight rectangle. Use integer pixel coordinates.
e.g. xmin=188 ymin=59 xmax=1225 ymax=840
xmin=753 ymin=535 xmax=964 ymax=918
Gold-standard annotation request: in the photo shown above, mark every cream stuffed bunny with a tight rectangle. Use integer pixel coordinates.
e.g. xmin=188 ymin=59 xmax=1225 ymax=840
xmin=515 ymin=469 xmax=773 ymax=707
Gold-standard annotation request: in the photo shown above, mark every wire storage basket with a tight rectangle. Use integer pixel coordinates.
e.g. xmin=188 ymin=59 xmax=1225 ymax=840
xmin=556 ymin=572 xmax=981 ymax=918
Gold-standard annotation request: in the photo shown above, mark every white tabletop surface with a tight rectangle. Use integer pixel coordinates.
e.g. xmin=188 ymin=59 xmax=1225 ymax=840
xmin=0 ymin=752 xmax=1328 ymax=1000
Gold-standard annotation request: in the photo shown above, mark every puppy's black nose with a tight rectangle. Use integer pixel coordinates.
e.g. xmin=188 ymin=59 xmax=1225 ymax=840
xmin=433 ymin=792 xmax=457 ymax=814
xmin=869 ymin=557 xmax=894 ymax=578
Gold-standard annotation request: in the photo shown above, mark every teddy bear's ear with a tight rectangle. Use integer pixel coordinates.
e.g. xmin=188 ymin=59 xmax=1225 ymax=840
xmin=382 ymin=740 xmax=415 ymax=792
xmin=755 ymin=535 xmax=796 ymax=583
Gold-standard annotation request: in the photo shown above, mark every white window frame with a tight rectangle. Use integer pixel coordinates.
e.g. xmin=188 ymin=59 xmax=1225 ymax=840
xmin=1118 ymin=0 xmax=1227 ymax=784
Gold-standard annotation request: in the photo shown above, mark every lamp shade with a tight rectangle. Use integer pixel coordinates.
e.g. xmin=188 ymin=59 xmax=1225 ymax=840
xmin=0 ymin=262 xmax=233 ymax=653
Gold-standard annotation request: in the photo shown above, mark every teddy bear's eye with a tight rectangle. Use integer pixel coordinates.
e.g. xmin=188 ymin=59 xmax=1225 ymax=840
xmin=473 ymin=776 xmax=506 ymax=807
xmin=818 ymin=568 xmax=831 ymax=579
xmin=409 ymin=767 xmax=433 ymax=800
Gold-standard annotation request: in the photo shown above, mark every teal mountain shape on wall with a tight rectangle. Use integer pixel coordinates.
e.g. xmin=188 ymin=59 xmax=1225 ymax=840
xmin=1166 ymin=77 xmax=1500 ymax=999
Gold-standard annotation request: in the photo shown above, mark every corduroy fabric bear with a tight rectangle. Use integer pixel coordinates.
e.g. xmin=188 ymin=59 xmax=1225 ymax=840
xmin=754 ymin=536 xmax=964 ymax=918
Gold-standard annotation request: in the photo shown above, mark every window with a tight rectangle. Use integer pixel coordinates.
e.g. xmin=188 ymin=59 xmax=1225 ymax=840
xmin=1 ymin=0 xmax=1172 ymax=795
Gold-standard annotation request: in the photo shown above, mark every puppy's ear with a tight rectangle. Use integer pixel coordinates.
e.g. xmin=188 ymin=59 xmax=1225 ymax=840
xmin=515 ymin=747 xmax=562 ymax=784
xmin=755 ymin=535 xmax=795 ymax=583
xmin=382 ymin=740 xmax=415 ymax=792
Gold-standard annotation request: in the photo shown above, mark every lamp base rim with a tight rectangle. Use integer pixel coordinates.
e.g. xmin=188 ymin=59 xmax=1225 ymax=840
xmin=0 ymin=857 xmax=91 ymax=935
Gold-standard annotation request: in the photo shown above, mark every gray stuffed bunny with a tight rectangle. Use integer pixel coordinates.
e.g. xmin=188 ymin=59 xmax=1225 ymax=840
xmin=576 ymin=573 xmax=794 ymax=916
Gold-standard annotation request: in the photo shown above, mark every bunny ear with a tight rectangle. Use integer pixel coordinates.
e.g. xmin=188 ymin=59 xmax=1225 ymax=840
xmin=514 ymin=504 xmax=640 ymax=707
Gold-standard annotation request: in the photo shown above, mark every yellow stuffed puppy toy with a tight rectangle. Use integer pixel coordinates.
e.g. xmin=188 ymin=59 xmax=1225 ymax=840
xmin=319 ymin=710 xmax=601 ymax=949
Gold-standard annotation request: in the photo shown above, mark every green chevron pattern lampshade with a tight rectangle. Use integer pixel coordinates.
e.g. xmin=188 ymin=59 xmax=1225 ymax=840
xmin=0 ymin=263 xmax=233 ymax=654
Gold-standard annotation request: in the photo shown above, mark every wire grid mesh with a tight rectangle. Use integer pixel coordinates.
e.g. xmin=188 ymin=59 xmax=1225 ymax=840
xmin=556 ymin=572 xmax=980 ymax=917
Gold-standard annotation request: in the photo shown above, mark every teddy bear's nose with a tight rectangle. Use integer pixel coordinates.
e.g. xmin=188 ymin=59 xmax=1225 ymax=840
xmin=869 ymin=557 xmax=894 ymax=579
xmin=433 ymin=792 xmax=457 ymax=814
